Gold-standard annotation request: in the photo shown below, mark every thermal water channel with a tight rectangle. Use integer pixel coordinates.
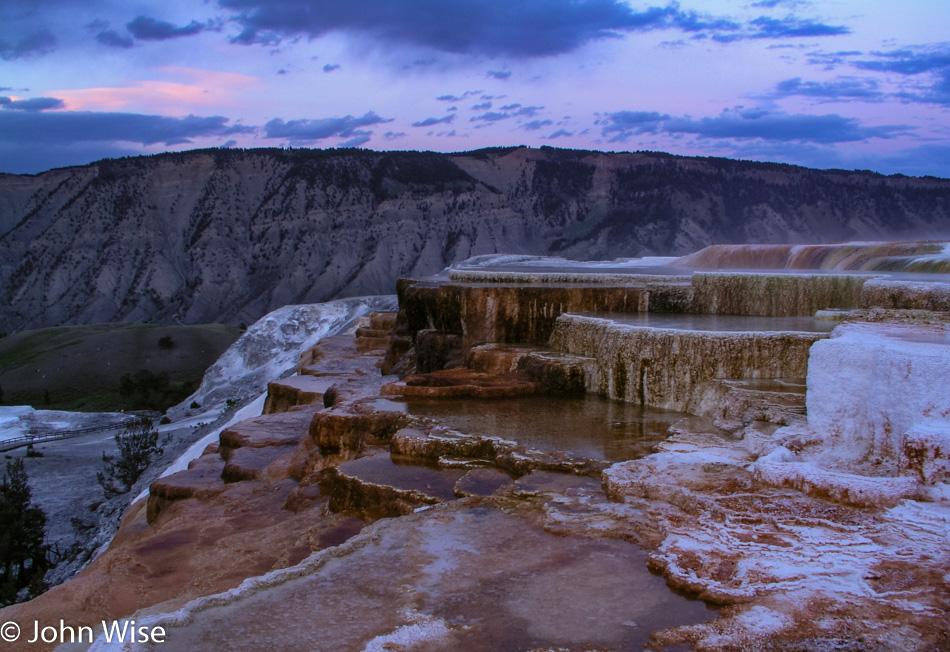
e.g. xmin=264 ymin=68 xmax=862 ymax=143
xmin=372 ymin=394 xmax=688 ymax=463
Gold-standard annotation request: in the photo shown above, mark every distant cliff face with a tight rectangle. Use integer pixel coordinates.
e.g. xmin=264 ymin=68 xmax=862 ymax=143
xmin=1 ymin=146 xmax=949 ymax=331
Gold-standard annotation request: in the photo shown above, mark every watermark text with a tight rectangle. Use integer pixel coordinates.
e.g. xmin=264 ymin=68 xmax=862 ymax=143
xmin=1 ymin=619 xmax=165 ymax=645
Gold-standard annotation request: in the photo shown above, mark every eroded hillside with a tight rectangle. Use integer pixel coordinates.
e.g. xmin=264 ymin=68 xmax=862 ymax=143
xmin=2 ymin=146 xmax=949 ymax=332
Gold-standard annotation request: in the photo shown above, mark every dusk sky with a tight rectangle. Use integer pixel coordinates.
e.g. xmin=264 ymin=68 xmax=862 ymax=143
xmin=2 ymin=0 xmax=949 ymax=177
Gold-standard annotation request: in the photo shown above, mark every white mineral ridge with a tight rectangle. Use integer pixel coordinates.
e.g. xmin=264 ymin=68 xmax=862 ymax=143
xmin=0 ymin=406 xmax=34 ymax=442
xmin=806 ymin=321 xmax=950 ymax=464
xmin=751 ymin=460 xmax=919 ymax=507
xmin=180 ymin=295 xmax=396 ymax=412
xmin=360 ymin=612 xmax=453 ymax=651
xmin=0 ymin=406 xmax=129 ymax=443
xmin=449 ymin=253 xmax=678 ymax=270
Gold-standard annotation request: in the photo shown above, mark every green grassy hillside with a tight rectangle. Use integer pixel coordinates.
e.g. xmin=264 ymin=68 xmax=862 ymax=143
xmin=0 ymin=323 xmax=242 ymax=412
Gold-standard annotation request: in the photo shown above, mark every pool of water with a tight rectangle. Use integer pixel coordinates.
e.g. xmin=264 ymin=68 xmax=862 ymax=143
xmin=338 ymin=453 xmax=466 ymax=502
xmin=373 ymin=394 xmax=685 ymax=462
xmin=578 ymin=311 xmax=839 ymax=333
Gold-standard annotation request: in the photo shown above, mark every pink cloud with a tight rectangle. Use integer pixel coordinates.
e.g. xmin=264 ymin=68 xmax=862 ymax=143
xmin=50 ymin=68 xmax=261 ymax=115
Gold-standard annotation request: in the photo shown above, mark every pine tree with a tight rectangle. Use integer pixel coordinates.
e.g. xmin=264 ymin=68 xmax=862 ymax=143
xmin=97 ymin=418 xmax=166 ymax=497
xmin=0 ymin=458 xmax=50 ymax=605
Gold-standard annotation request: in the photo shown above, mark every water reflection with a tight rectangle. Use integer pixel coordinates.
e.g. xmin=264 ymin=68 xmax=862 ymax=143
xmin=381 ymin=394 xmax=685 ymax=462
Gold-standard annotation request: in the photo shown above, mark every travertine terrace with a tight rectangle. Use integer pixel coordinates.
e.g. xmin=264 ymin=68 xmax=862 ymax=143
xmin=2 ymin=241 xmax=949 ymax=651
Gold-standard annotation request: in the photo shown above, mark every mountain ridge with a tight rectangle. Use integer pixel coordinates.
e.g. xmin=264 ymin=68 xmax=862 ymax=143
xmin=2 ymin=145 xmax=949 ymax=332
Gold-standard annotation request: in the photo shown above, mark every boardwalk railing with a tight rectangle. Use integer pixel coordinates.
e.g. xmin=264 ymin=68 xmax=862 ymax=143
xmin=0 ymin=420 xmax=136 ymax=453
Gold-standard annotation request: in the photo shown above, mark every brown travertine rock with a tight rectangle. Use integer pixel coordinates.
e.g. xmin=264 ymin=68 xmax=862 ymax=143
xmin=263 ymin=376 xmax=336 ymax=414
xmin=221 ymin=444 xmax=298 ymax=483
xmin=860 ymin=278 xmax=950 ymax=311
xmin=146 ymin=454 xmax=226 ymax=523
xmin=219 ymin=409 xmax=316 ymax=454
xmin=517 ymin=349 xmax=593 ymax=394
xmin=454 ymin=467 xmax=515 ymax=497
xmin=353 ymin=313 xmax=397 ymax=354
xmin=415 ymin=329 xmax=464 ymax=371
xmin=674 ymin=241 xmax=950 ymax=273
xmin=309 ymin=409 xmax=411 ymax=454
xmin=368 ymin=311 xmax=398 ymax=330
xmin=464 ymin=343 xmax=534 ymax=373
xmin=690 ymin=272 xmax=870 ymax=316
xmin=1 ymin=478 xmax=359 ymax=652
xmin=402 ymin=281 xmax=650 ymax=346
xmin=464 ymin=344 xmax=594 ymax=394
xmin=319 ymin=449 xmax=465 ymax=518
xmin=283 ymin=473 xmax=325 ymax=512
xmin=549 ymin=314 xmax=826 ymax=411
xmin=389 ymin=426 xmax=607 ymax=478
xmin=391 ymin=427 xmax=501 ymax=463
xmin=379 ymin=334 xmax=412 ymax=375
xmin=296 ymin=334 xmax=384 ymax=377
xmin=899 ymin=422 xmax=950 ymax=485
xmin=286 ymin=432 xmax=324 ymax=481
xmin=354 ymin=327 xmax=391 ymax=339
xmin=381 ymin=368 xmax=540 ymax=398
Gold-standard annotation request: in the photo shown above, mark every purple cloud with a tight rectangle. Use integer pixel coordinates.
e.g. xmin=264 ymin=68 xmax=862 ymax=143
xmin=127 ymin=16 xmax=209 ymax=41
xmin=437 ymin=90 xmax=482 ymax=102
xmin=412 ymin=115 xmax=455 ymax=127
xmin=601 ymin=110 xmax=669 ymax=140
xmin=338 ymin=132 xmax=372 ymax=147
xmin=770 ymin=77 xmax=883 ymax=101
xmin=708 ymin=15 xmax=849 ymax=43
xmin=0 ymin=30 xmax=57 ymax=60
xmin=470 ymin=111 xmax=510 ymax=123
xmin=0 ymin=96 xmax=65 ymax=111
xmin=263 ymin=111 xmax=392 ymax=143
xmin=220 ymin=0 xmax=718 ymax=57
xmin=853 ymin=46 xmax=950 ymax=105
xmin=523 ymin=119 xmax=553 ymax=130
xmin=748 ymin=16 xmax=849 ymax=38
xmin=95 ymin=29 xmax=134 ymax=48
xmin=0 ymin=110 xmax=250 ymax=146
xmin=601 ymin=108 xmax=907 ymax=144
xmin=664 ymin=109 xmax=907 ymax=143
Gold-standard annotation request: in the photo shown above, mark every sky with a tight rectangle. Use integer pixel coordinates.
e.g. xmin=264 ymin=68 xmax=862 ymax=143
xmin=1 ymin=0 xmax=949 ymax=177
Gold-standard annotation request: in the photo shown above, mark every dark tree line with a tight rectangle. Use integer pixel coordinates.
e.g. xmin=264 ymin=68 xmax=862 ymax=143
xmin=0 ymin=459 xmax=49 ymax=605
xmin=119 ymin=369 xmax=196 ymax=411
